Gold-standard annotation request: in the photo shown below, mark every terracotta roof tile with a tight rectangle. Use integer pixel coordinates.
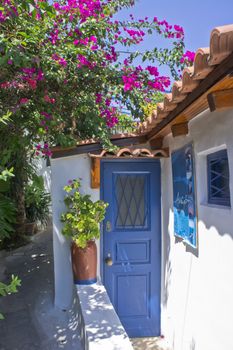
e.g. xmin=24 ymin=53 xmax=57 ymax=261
xmin=209 ymin=24 xmax=233 ymax=65
xmin=89 ymin=147 xmax=169 ymax=158
xmin=140 ymin=24 xmax=233 ymax=136
xmin=193 ymin=48 xmax=212 ymax=79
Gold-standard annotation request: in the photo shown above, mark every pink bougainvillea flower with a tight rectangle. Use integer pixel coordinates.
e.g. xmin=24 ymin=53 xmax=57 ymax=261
xmin=44 ymin=95 xmax=55 ymax=104
xmin=91 ymin=45 xmax=98 ymax=51
xmin=51 ymin=53 xmax=60 ymax=61
xmin=27 ymin=79 xmax=37 ymax=90
xmin=37 ymin=69 xmax=44 ymax=81
xmin=180 ymin=50 xmax=195 ymax=64
xmin=36 ymin=144 xmax=41 ymax=150
xmin=59 ymin=58 xmax=67 ymax=66
xmin=20 ymin=98 xmax=29 ymax=105
xmin=122 ymin=73 xmax=142 ymax=92
xmin=95 ymin=93 xmax=102 ymax=104
xmin=146 ymin=66 xmax=159 ymax=77
xmin=89 ymin=35 xmax=97 ymax=43
xmin=41 ymin=112 xmax=52 ymax=119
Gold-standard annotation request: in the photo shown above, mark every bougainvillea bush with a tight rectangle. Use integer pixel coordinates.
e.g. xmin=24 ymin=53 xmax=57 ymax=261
xmin=0 ymin=0 xmax=193 ymax=231
xmin=0 ymin=0 xmax=190 ymax=152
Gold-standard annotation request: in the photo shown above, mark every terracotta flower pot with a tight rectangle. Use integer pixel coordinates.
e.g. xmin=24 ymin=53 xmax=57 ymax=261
xmin=71 ymin=240 xmax=97 ymax=285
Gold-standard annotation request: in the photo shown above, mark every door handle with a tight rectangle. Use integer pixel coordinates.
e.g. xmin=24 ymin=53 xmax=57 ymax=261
xmin=105 ymin=254 xmax=113 ymax=266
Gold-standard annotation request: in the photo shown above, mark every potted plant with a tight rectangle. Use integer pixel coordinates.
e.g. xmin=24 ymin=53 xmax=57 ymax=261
xmin=61 ymin=179 xmax=108 ymax=285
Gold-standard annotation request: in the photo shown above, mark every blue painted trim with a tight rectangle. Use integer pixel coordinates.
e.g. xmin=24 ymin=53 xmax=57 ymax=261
xmin=100 ymin=158 xmax=160 ymax=282
xmin=100 ymin=159 xmax=162 ymax=337
xmin=207 ymin=149 xmax=231 ymax=207
xmin=74 ymin=278 xmax=97 ymax=285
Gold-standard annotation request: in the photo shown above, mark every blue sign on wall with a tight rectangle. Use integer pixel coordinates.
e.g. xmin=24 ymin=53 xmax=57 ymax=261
xmin=171 ymin=143 xmax=197 ymax=248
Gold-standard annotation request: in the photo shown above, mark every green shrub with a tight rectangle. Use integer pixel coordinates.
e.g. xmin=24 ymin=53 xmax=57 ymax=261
xmin=0 ymin=168 xmax=16 ymax=243
xmin=0 ymin=275 xmax=21 ymax=320
xmin=25 ymin=175 xmax=50 ymax=227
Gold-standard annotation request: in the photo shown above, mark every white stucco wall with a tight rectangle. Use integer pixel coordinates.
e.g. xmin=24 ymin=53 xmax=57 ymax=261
xmin=161 ymin=108 xmax=233 ymax=350
xmin=35 ymin=157 xmax=52 ymax=194
xmin=51 ymin=154 xmax=99 ymax=309
xmin=51 ymin=108 xmax=233 ymax=350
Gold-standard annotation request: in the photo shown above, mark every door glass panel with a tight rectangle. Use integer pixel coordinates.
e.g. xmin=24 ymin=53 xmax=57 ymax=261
xmin=114 ymin=174 xmax=148 ymax=229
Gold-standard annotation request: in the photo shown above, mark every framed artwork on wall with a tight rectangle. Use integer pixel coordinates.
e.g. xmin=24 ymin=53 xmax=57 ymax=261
xmin=171 ymin=143 xmax=197 ymax=248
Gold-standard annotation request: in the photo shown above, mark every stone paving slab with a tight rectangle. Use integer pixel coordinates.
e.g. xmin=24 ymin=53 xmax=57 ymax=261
xmin=130 ymin=337 xmax=171 ymax=350
xmin=0 ymin=229 xmax=82 ymax=350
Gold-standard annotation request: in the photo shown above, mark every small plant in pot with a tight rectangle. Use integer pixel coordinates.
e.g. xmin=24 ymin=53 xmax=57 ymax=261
xmin=61 ymin=179 xmax=108 ymax=285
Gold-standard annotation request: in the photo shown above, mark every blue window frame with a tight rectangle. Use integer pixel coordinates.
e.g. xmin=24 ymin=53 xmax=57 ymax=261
xmin=207 ymin=149 xmax=231 ymax=207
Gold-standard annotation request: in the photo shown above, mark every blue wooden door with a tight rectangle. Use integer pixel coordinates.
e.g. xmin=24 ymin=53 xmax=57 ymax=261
xmin=101 ymin=160 xmax=161 ymax=337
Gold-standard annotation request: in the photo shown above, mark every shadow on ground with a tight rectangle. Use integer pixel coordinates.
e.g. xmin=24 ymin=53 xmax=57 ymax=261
xmin=130 ymin=337 xmax=171 ymax=350
xmin=0 ymin=229 xmax=82 ymax=350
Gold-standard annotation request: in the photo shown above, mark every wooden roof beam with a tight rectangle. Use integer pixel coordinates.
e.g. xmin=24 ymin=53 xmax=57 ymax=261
xmin=149 ymin=137 xmax=164 ymax=150
xmin=207 ymin=88 xmax=233 ymax=111
xmin=171 ymin=122 xmax=189 ymax=137
xmin=146 ymin=51 xmax=233 ymax=141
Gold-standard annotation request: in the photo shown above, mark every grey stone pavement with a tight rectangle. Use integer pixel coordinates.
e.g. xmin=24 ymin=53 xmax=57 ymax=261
xmin=0 ymin=229 xmax=82 ymax=350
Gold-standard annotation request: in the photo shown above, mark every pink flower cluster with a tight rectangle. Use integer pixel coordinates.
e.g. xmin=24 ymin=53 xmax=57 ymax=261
xmin=122 ymin=73 xmax=142 ymax=92
xmin=52 ymin=54 xmax=67 ymax=67
xmin=40 ymin=112 xmax=53 ymax=133
xmin=148 ymin=76 xmax=170 ymax=91
xmin=53 ymin=0 xmax=103 ymax=22
xmin=105 ymin=47 xmax=117 ymax=63
xmin=124 ymin=28 xmax=145 ymax=44
xmin=0 ymin=0 xmax=18 ymax=22
xmin=21 ymin=67 xmax=44 ymax=90
xmin=49 ymin=29 xmax=60 ymax=45
xmin=20 ymin=98 xmax=29 ymax=105
xmin=146 ymin=65 xmax=170 ymax=91
xmin=77 ymin=54 xmax=96 ymax=69
xmin=100 ymin=107 xmax=118 ymax=128
xmin=0 ymin=67 xmax=44 ymax=91
xmin=122 ymin=64 xmax=170 ymax=93
xmin=44 ymin=95 xmax=56 ymax=104
xmin=95 ymin=93 xmax=119 ymax=128
xmin=146 ymin=66 xmax=159 ymax=77
xmin=153 ymin=17 xmax=184 ymax=39
xmin=180 ymin=50 xmax=195 ymax=64
xmin=73 ymin=35 xmax=98 ymax=50
xmin=35 ymin=143 xmax=52 ymax=157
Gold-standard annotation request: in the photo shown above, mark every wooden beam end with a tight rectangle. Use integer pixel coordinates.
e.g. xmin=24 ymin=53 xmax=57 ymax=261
xmin=207 ymin=89 xmax=233 ymax=112
xmin=91 ymin=158 xmax=100 ymax=189
xmin=149 ymin=137 xmax=164 ymax=150
xmin=171 ymin=122 xmax=189 ymax=137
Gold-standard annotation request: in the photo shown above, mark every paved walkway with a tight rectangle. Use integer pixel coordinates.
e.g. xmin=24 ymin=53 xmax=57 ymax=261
xmin=0 ymin=229 xmax=82 ymax=350
xmin=130 ymin=337 xmax=170 ymax=350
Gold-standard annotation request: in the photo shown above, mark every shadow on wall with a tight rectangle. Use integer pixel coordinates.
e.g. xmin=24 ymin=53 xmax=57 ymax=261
xmin=198 ymin=208 xmax=233 ymax=240
xmin=190 ymin=338 xmax=196 ymax=350
xmin=162 ymin=200 xmax=233 ymax=350
xmin=162 ymin=207 xmax=172 ymax=308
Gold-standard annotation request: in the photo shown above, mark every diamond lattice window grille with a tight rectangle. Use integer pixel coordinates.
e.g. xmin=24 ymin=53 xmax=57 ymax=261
xmin=207 ymin=149 xmax=231 ymax=207
xmin=114 ymin=174 xmax=148 ymax=228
